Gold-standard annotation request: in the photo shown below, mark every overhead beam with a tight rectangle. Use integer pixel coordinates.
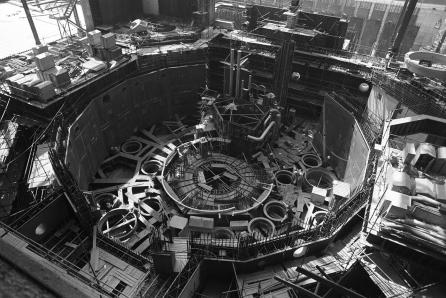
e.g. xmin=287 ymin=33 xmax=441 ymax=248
xmin=274 ymin=275 xmax=323 ymax=298
xmin=294 ymin=266 xmax=366 ymax=298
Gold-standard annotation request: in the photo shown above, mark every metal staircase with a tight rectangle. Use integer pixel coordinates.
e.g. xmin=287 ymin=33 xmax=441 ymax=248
xmin=48 ymin=147 xmax=93 ymax=230
xmin=27 ymin=0 xmax=84 ymax=37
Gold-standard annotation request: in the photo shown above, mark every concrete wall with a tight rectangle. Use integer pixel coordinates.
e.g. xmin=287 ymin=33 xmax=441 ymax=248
xmin=297 ymin=0 xmax=446 ymax=57
xmin=324 ymin=96 xmax=355 ymax=179
xmin=324 ymin=96 xmax=369 ymax=194
xmin=65 ymin=64 xmax=206 ymax=190
xmin=142 ymin=0 xmax=159 ymax=15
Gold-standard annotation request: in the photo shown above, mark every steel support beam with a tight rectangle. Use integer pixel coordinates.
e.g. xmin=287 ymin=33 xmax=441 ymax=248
xmin=21 ymin=0 xmax=41 ymax=45
xmin=274 ymin=275 xmax=323 ymax=298
xmin=294 ymin=266 xmax=367 ymax=298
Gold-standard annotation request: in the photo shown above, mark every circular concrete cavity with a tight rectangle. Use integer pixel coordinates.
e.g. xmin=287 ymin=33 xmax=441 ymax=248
xmin=263 ymin=200 xmax=287 ymax=222
xmin=141 ymin=159 xmax=163 ymax=176
xmin=302 ymin=154 xmax=322 ymax=168
xmin=139 ymin=197 xmax=162 ymax=217
xmin=97 ymin=208 xmax=138 ymax=240
xmin=95 ymin=193 xmax=121 ymax=211
xmin=275 ymin=170 xmax=293 ymax=185
xmin=248 ymin=217 xmax=276 ymax=239
xmin=121 ymin=140 xmax=142 ymax=155
xmin=405 ymin=51 xmax=446 ymax=81
xmin=162 ymin=137 xmax=273 ymax=214
xmin=303 ymin=167 xmax=334 ymax=191
xmin=213 ymin=228 xmax=235 ymax=239
xmin=310 ymin=211 xmax=327 ymax=227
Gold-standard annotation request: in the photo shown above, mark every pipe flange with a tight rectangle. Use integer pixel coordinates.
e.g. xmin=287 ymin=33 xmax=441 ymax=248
xmin=248 ymin=217 xmax=275 ymax=240
xmin=121 ymin=140 xmax=143 ymax=155
xmin=97 ymin=208 xmax=138 ymax=240
xmin=302 ymin=154 xmax=322 ymax=168
xmin=141 ymin=159 xmax=163 ymax=176
xmin=303 ymin=167 xmax=334 ymax=191
xmin=94 ymin=193 xmax=121 ymax=211
xmin=263 ymin=200 xmax=288 ymax=222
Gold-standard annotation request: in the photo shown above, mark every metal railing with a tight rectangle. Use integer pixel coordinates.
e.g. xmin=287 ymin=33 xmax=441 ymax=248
xmin=0 ymin=221 xmax=129 ymax=297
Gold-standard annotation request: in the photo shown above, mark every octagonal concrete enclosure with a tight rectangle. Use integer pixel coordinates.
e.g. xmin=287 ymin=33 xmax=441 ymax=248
xmin=64 ymin=64 xmax=205 ymax=189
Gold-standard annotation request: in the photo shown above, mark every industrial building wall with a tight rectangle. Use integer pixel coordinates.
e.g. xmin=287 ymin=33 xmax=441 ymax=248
xmin=159 ymin=0 xmax=195 ymax=18
xmin=95 ymin=0 xmax=142 ymax=25
xmin=65 ymin=64 xmax=206 ymax=189
xmin=297 ymin=0 xmax=446 ymax=57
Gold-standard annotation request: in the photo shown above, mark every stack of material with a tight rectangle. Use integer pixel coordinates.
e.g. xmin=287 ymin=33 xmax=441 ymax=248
xmin=401 ymin=142 xmax=416 ymax=164
xmin=32 ymin=44 xmax=48 ymax=56
xmin=87 ymin=29 xmax=102 ymax=46
xmin=429 ymin=147 xmax=446 ymax=175
xmin=311 ymin=186 xmax=327 ymax=205
xmin=411 ymin=143 xmax=436 ymax=170
xmin=21 ymin=74 xmax=42 ymax=98
xmin=34 ymin=52 xmax=55 ymax=71
xmin=82 ymin=59 xmax=107 ymax=72
xmin=391 ymin=171 xmax=412 ymax=195
xmin=189 ymin=216 xmax=214 ymax=232
xmin=38 ymin=66 xmax=70 ymax=88
xmin=5 ymin=73 xmax=24 ymax=96
xmin=415 ymin=178 xmax=436 ymax=198
xmin=101 ymin=33 xmax=116 ymax=49
xmin=382 ymin=190 xmax=412 ymax=218
xmin=95 ymin=46 xmax=122 ymax=61
xmin=33 ymin=81 xmax=55 ymax=102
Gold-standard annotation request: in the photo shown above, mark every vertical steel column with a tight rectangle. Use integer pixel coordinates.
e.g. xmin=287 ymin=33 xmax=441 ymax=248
xmin=390 ymin=0 xmax=418 ymax=58
xmin=229 ymin=49 xmax=235 ymax=96
xmin=235 ymin=50 xmax=242 ymax=99
xmin=436 ymin=30 xmax=446 ymax=53
xmin=21 ymin=0 xmax=41 ymax=45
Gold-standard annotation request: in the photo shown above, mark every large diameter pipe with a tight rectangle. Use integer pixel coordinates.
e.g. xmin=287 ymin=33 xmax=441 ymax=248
xmin=235 ymin=50 xmax=242 ymax=99
xmin=247 ymin=121 xmax=276 ymax=142
xmin=229 ymin=49 xmax=234 ymax=96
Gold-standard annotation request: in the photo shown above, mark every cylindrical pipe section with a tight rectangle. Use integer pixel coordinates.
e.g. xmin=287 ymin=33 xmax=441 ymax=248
xmin=301 ymin=154 xmax=322 ymax=169
xmin=309 ymin=210 xmax=327 ymax=227
xmin=235 ymin=50 xmax=242 ymax=99
xmin=263 ymin=200 xmax=288 ymax=222
xmin=97 ymin=208 xmax=138 ymax=240
xmin=121 ymin=140 xmax=143 ymax=155
xmin=303 ymin=167 xmax=334 ymax=192
xmin=229 ymin=49 xmax=235 ymax=96
xmin=248 ymin=217 xmax=275 ymax=240
xmin=248 ymin=74 xmax=252 ymax=94
xmin=94 ymin=193 xmax=121 ymax=211
xmin=141 ymin=159 xmax=163 ymax=176
xmin=275 ymin=170 xmax=294 ymax=197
